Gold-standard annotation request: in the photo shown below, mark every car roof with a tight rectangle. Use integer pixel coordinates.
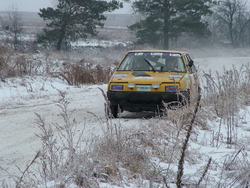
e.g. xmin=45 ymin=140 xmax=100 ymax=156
xmin=127 ymin=50 xmax=187 ymax=54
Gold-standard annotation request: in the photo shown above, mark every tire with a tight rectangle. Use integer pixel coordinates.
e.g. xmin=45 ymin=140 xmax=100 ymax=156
xmin=110 ymin=105 xmax=118 ymax=118
xmin=181 ymin=90 xmax=190 ymax=106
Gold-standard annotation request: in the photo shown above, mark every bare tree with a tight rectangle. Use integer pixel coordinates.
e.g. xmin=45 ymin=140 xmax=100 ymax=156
xmin=214 ymin=0 xmax=250 ymax=47
xmin=6 ymin=3 xmax=23 ymax=50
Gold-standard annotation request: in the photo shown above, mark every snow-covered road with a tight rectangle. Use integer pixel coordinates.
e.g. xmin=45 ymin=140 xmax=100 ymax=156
xmin=0 ymin=79 xmax=108 ymax=180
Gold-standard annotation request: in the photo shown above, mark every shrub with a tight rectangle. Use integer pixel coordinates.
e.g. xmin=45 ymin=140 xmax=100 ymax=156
xmin=59 ymin=58 xmax=113 ymax=85
xmin=0 ymin=45 xmax=15 ymax=78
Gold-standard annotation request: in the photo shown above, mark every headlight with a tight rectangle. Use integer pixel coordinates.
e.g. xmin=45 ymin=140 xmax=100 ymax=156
xmin=152 ymin=84 xmax=160 ymax=89
xmin=111 ymin=85 xmax=124 ymax=91
xmin=128 ymin=83 xmax=135 ymax=88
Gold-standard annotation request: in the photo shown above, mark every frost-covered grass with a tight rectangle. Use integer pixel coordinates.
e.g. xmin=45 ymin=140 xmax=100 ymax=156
xmin=1 ymin=47 xmax=250 ymax=187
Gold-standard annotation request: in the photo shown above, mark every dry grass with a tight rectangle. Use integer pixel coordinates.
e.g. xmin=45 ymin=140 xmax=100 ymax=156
xmin=0 ymin=88 xmax=207 ymax=187
xmin=59 ymin=58 xmax=113 ymax=85
xmin=202 ymin=64 xmax=250 ymax=146
xmin=0 ymin=45 xmax=14 ymax=78
xmin=2 ymin=66 xmax=250 ymax=187
xmin=1 ymin=41 xmax=250 ymax=187
xmin=0 ymin=45 xmax=119 ymax=85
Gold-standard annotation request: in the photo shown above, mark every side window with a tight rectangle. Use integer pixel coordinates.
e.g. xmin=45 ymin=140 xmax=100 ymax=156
xmin=184 ymin=55 xmax=192 ymax=73
xmin=184 ymin=54 xmax=196 ymax=73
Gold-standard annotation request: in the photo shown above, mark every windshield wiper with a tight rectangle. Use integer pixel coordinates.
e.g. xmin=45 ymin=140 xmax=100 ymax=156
xmin=143 ymin=58 xmax=155 ymax=72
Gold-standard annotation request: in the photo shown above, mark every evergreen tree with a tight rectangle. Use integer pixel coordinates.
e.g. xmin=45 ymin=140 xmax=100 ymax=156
xmin=37 ymin=0 xmax=122 ymax=51
xmin=128 ymin=0 xmax=212 ymax=49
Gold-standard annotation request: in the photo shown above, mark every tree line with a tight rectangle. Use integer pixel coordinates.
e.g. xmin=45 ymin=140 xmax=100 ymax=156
xmin=125 ymin=0 xmax=250 ymax=49
xmin=2 ymin=0 xmax=250 ymax=51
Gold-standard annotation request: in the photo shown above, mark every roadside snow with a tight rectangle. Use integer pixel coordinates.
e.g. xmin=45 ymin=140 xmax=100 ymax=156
xmin=71 ymin=39 xmax=132 ymax=47
xmin=0 ymin=55 xmax=250 ymax=187
xmin=0 ymin=77 xmax=107 ymax=180
xmin=0 ymin=75 xmax=146 ymax=183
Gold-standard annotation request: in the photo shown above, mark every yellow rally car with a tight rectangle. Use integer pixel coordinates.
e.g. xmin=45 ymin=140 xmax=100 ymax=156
xmin=107 ymin=50 xmax=199 ymax=117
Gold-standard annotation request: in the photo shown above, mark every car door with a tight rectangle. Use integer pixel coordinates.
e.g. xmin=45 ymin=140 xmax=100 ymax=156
xmin=184 ymin=54 xmax=199 ymax=101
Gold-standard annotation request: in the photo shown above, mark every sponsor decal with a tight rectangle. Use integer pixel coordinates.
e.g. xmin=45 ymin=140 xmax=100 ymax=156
xmin=169 ymin=74 xmax=183 ymax=79
xmin=133 ymin=77 xmax=154 ymax=79
xmin=151 ymin=52 xmax=163 ymax=56
xmin=127 ymin=52 xmax=181 ymax=57
xmin=111 ymin=85 xmax=124 ymax=91
xmin=134 ymin=52 xmax=144 ymax=56
xmin=113 ymin=73 xmax=128 ymax=78
xmin=170 ymin=53 xmax=181 ymax=57
xmin=166 ymin=85 xmax=178 ymax=92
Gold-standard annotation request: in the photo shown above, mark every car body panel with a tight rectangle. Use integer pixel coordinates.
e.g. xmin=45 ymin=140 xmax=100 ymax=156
xmin=108 ymin=71 xmax=186 ymax=92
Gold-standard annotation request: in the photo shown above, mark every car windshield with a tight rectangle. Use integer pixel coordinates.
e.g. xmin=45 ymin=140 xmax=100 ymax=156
xmin=117 ymin=52 xmax=186 ymax=72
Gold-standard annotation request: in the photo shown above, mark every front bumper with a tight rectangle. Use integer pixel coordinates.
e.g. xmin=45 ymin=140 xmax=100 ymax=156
xmin=107 ymin=91 xmax=188 ymax=112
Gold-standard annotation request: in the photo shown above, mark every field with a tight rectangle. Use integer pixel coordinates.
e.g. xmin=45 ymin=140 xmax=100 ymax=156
xmin=0 ymin=11 xmax=250 ymax=188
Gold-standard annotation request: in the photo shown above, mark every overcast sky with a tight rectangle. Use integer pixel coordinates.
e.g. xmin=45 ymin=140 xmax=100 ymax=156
xmin=0 ymin=0 xmax=53 ymax=12
xmin=0 ymin=0 xmax=132 ymax=13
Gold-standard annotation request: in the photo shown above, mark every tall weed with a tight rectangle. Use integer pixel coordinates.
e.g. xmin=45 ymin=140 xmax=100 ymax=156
xmin=202 ymin=64 xmax=249 ymax=146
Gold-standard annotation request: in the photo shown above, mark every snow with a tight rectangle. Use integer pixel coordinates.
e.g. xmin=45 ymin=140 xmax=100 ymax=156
xmin=0 ymin=77 xmax=107 ymax=180
xmin=1 ymin=52 xmax=250 ymax=187
xmin=71 ymin=39 xmax=132 ymax=47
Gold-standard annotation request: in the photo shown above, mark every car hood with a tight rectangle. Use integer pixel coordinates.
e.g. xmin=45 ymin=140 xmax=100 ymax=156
xmin=111 ymin=71 xmax=185 ymax=84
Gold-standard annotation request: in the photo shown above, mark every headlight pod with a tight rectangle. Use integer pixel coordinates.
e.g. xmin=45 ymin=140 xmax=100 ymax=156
xmin=128 ymin=83 xmax=135 ymax=88
xmin=152 ymin=84 xmax=160 ymax=89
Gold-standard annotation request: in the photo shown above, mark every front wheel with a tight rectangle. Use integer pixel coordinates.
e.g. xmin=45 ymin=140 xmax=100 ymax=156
xmin=183 ymin=89 xmax=190 ymax=105
xmin=109 ymin=105 xmax=118 ymax=118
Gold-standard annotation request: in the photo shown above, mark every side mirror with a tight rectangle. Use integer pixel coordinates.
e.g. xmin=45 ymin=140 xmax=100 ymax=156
xmin=188 ymin=60 xmax=194 ymax=67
